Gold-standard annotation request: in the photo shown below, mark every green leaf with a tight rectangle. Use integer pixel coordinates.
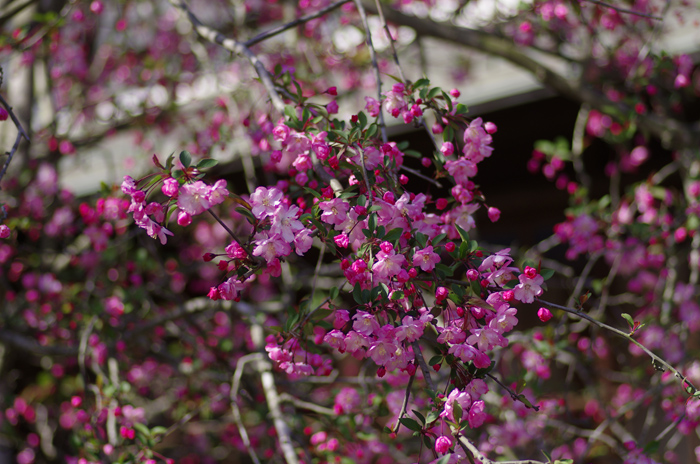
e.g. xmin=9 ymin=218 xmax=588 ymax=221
xmin=399 ymin=417 xmax=422 ymax=432
xmin=428 ymin=355 xmax=443 ymax=366
xmin=179 ymin=150 xmax=192 ymax=168
xmin=427 ymin=87 xmax=442 ymax=100
xmin=133 ymin=422 xmax=152 ymax=439
xmin=642 ymin=440 xmax=659 ymax=455
xmin=352 ymin=283 xmax=363 ymax=305
xmin=453 ymin=401 xmax=463 ymax=424
xmin=196 ymin=158 xmax=218 ymax=169
xmin=412 ymin=410 xmax=426 ymax=425
xmin=329 ymin=286 xmax=339 ymax=301
xmin=435 ymin=455 xmax=451 ymax=464
xmin=426 ymin=410 xmax=440 ymax=424
xmin=383 ymin=227 xmax=403 ymax=243
xmin=413 ymin=78 xmax=430 ymax=89
xmin=621 ymin=313 xmax=635 ymax=329
xmin=390 ymin=291 xmax=405 ymax=300
xmin=304 ymin=187 xmax=323 ymax=199
xmin=455 ymin=225 xmax=470 ymax=243
xmin=554 ymin=460 xmax=574 ymax=464
xmin=235 ymin=207 xmax=256 ymax=224
xmin=358 ymin=111 xmax=367 ymax=129
xmin=541 ymin=450 xmax=552 ymax=462
xmin=540 ymin=268 xmax=555 ymax=280
xmin=368 ymin=213 xmax=377 ymax=232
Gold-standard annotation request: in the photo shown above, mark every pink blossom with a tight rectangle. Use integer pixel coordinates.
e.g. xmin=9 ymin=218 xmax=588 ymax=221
xmin=513 ymin=273 xmax=544 ymax=304
xmin=468 ymin=400 xmax=486 ymax=428
xmin=352 ymin=311 xmax=379 ymax=336
xmin=412 ymin=245 xmax=441 ymax=272
xmin=365 ymin=97 xmax=381 ymax=117
xmin=440 ymin=388 xmax=472 ymax=422
xmin=249 ymin=186 xmax=283 ymax=219
xmin=372 ymin=248 xmax=407 ymax=280
xmin=252 ymin=232 xmax=291 ymax=263
xmin=270 ymin=204 xmax=303 ymax=242
xmin=177 ymin=181 xmax=211 ymax=215
xmin=294 ymin=229 xmax=314 ymax=255
xmin=319 ymin=198 xmax=349 ymax=226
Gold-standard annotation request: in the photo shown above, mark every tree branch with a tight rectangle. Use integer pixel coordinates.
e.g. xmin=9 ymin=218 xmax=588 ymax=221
xmin=365 ymin=4 xmax=699 ymax=150
xmin=168 ymin=0 xmax=285 ymax=113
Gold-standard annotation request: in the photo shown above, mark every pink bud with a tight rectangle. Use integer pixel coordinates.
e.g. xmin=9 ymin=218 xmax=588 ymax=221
xmin=421 ymin=157 xmax=432 ymax=168
xmin=436 ymin=198 xmax=448 ymax=210
xmin=538 ymin=307 xmax=552 ymax=322
xmin=484 ymin=122 xmax=497 ymax=134
xmin=0 ymin=107 xmax=8 ymax=121
xmin=441 ymin=142 xmax=454 ymax=157
xmin=0 ymin=224 xmax=10 ymax=238
xmin=435 ymin=435 xmax=452 ymax=454
xmin=177 ymin=211 xmax=192 ymax=226
xmin=466 ymin=269 xmax=479 ymax=281
xmin=445 ymin=242 xmax=455 ymax=252
xmin=487 ymin=207 xmax=501 ymax=222
xmin=449 ymin=88 xmax=461 ymax=98
xmin=90 ymin=1 xmax=104 ymax=14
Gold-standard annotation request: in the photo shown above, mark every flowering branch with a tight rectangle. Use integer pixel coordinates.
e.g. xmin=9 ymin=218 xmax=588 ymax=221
xmin=537 ymin=298 xmax=699 ymax=395
xmin=371 ymin=4 xmax=699 ymax=150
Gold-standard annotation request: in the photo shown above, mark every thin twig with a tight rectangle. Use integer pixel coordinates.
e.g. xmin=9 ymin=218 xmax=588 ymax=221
xmin=581 ymin=0 xmax=663 ymax=21
xmin=279 ymin=393 xmax=336 ymax=415
xmin=457 ymin=434 xmax=546 ymax=464
xmin=250 ymin=322 xmax=300 ymax=464
xmin=168 ymin=0 xmax=285 ymax=113
xmin=485 ymin=372 xmax=539 ymax=411
xmin=244 ymin=0 xmax=351 ymax=47
xmin=537 ymin=298 xmax=699 ymax=395
xmin=400 ymin=164 xmax=442 ymax=188
xmin=411 ymin=341 xmax=436 ymax=392
xmin=354 ymin=0 xmax=388 ymax=143
xmin=231 ymin=353 xmax=265 ymax=464
xmin=0 ymin=93 xmax=30 ymax=186
xmin=391 ymin=373 xmax=414 ymax=433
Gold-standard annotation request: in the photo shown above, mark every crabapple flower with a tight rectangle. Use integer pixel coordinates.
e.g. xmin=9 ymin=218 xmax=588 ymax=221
xmin=252 ymin=232 xmax=291 ymax=263
xmin=177 ymin=181 xmax=211 ymax=216
xmin=441 ymin=388 xmax=472 ymax=422
xmin=513 ymin=272 xmax=544 ymax=304
xmin=0 ymin=225 xmax=9 ymax=239
xmin=468 ymin=400 xmax=486 ymax=428
xmin=270 ymin=204 xmax=303 ymax=242
xmin=319 ymin=198 xmax=349 ymax=226
xmin=294 ymin=229 xmax=313 ymax=255
xmin=365 ymin=97 xmax=381 ymax=117
xmin=372 ymin=248 xmax=407 ymax=281
xmin=413 ymin=245 xmax=441 ymax=272
xmin=250 ymin=186 xmax=283 ymax=219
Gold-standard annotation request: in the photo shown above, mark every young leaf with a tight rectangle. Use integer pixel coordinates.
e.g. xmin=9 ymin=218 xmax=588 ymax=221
xmin=621 ymin=313 xmax=635 ymax=329
xmin=179 ymin=150 xmax=192 ymax=168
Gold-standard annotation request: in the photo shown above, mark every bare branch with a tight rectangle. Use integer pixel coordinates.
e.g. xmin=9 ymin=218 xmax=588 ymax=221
xmin=168 ymin=0 xmax=285 ymax=113
xmin=581 ymin=0 xmax=663 ymax=21
xmin=244 ymin=0 xmax=351 ymax=47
